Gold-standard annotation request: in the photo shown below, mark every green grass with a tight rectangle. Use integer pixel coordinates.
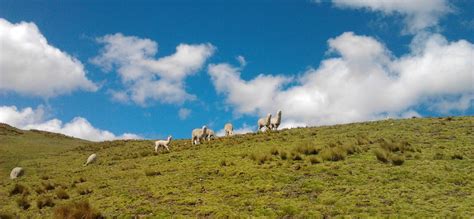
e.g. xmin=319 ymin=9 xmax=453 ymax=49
xmin=1 ymin=117 xmax=473 ymax=217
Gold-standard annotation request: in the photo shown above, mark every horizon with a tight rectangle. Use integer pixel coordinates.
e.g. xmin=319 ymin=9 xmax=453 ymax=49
xmin=1 ymin=0 xmax=473 ymax=141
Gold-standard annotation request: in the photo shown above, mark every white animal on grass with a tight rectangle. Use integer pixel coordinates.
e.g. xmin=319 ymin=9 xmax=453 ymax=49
xmin=155 ymin=136 xmax=172 ymax=152
xmin=10 ymin=167 xmax=24 ymax=179
xmin=84 ymin=153 xmax=97 ymax=166
xmin=270 ymin=110 xmax=282 ymax=130
xmin=206 ymin=129 xmax=215 ymax=141
xmin=192 ymin=126 xmax=207 ymax=145
xmin=224 ymin=123 xmax=233 ymax=136
xmin=257 ymin=113 xmax=272 ymax=132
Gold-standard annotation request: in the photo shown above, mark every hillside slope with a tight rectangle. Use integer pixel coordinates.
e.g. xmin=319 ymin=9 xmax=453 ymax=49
xmin=0 ymin=123 xmax=89 ymax=176
xmin=1 ymin=117 xmax=473 ymax=217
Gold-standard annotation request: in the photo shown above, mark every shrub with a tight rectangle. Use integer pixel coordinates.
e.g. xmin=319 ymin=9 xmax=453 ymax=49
xmin=390 ymin=154 xmax=405 ymax=166
xmin=37 ymin=196 xmax=55 ymax=209
xmin=53 ymin=200 xmax=103 ymax=219
xmin=280 ymin=151 xmax=288 ymax=160
xmin=309 ymin=156 xmax=322 ymax=164
xmin=145 ymin=170 xmax=162 ymax=177
xmin=451 ymin=154 xmax=463 ymax=160
xmin=374 ymin=149 xmax=389 ymax=163
xmin=140 ymin=151 xmax=152 ymax=157
xmin=41 ymin=176 xmax=50 ymax=180
xmin=320 ymin=147 xmax=346 ymax=161
xmin=379 ymin=140 xmax=401 ymax=152
xmin=270 ymin=148 xmax=279 ymax=155
xmin=42 ymin=182 xmax=55 ymax=191
xmin=294 ymin=144 xmax=320 ymax=155
xmin=257 ymin=154 xmax=271 ymax=164
xmin=35 ymin=187 xmax=46 ymax=195
xmin=56 ymin=189 xmax=70 ymax=200
xmin=10 ymin=184 xmax=28 ymax=196
xmin=16 ymin=196 xmax=30 ymax=210
xmin=356 ymin=136 xmax=369 ymax=145
xmin=291 ymin=153 xmax=303 ymax=161
xmin=433 ymin=152 xmax=445 ymax=160
xmin=249 ymin=153 xmax=258 ymax=161
xmin=73 ymin=177 xmax=87 ymax=184
xmin=342 ymin=144 xmax=359 ymax=155
xmin=77 ymin=188 xmax=93 ymax=195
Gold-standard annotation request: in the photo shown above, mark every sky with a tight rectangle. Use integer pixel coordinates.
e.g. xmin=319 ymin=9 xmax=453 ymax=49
xmin=0 ymin=0 xmax=473 ymax=141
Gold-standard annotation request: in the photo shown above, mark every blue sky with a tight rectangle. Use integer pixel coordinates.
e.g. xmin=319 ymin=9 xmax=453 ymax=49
xmin=0 ymin=0 xmax=473 ymax=141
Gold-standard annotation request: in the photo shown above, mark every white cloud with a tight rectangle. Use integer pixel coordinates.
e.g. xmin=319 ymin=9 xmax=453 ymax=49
xmin=331 ymin=0 xmax=453 ymax=33
xmin=91 ymin=33 xmax=215 ymax=105
xmin=236 ymin=55 xmax=247 ymax=67
xmin=0 ymin=18 xmax=97 ymax=97
xmin=216 ymin=123 xmax=253 ymax=137
xmin=208 ymin=32 xmax=474 ymax=126
xmin=178 ymin=108 xmax=191 ymax=120
xmin=0 ymin=105 xmax=140 ymax=141
xmin=208 ymin=63 xmax=291 ymax=114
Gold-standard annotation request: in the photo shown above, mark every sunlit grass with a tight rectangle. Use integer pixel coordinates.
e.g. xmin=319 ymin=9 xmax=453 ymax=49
xmin=0 ymin=116 xmax=473 ymax=217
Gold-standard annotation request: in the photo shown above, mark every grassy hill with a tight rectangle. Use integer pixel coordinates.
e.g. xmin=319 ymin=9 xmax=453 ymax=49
xmin=0 ymin=123 xmax=89 ymax=176
xmin=0 ymin=117 xmax=473 ymax=217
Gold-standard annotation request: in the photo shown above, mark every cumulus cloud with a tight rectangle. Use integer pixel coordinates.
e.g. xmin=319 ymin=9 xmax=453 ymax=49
xmin=331 ymin=0 xmax=453 ymax=33
xmin=0 ymin=105 xmax=140 ymax=141
xmin=208 ymin=63 xmax=291 ymax=114
xmin=178 ymin=108 xmax=191 ymax=120
xmin=0 ymin=18 xmax=97 ymax=97
xmin=208 ymin=32 xmax=474 ymax=127
xmin=91 ymin=33 xmax=215 ymax=105
xmin=216 ymin=123 xmax=253 ymax=137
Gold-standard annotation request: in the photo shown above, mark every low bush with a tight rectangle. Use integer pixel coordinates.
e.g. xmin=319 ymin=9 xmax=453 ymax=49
xmin=56 ymin=189 xmax=70 ymax=200
xmin=433 ymin=152 xmax=445 ymax=160
xmin=144 ymin=169 xmax=162 ymax=177
xmin=270 ymin=148 xmax=279 ymax=155
xmin=77 ymin=188 xmax=93 ymax=195
xmin=390 ymin=154 xmax=405 ymax=166
xmin=257 ymin=154 xmax=271 ymax=164
xmin=309 ymin=156 xmax=322 ymax=164
xmin=42 ymin=182 xmax=56 ymax=191
xmin=53 ymin=200 xmax=103 ymax=219
xmin=41 ymin=176 xmax=50 ymax=180
xmin=291 ymin=153 xmax=303 ymax=161
xmin=451 ymin=153 xmax=463 ymax=160
xmin=342 ymin=144 xmax=359 ymax=155
xmin=10 ymin=184 xmax=29 ymax=196
xmin=37 ymin=196 xmax=55 ymax=209
xmin=16 ymin=196 xmax=30 ymax=210
xmin=374 ymin=149 xmax=389 ymax=163
xmin=320 ymin=147 xmax=346 ymax=161
xmin=294 ymin=144 xmax=320 ymax=155
xmin=280 ymin=151 xmax=288 ymax=160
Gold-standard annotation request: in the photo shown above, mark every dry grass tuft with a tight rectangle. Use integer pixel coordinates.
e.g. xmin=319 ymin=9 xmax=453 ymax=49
xmin=309 ymin=156 xmax=322 ymax=164
xmin=320 ymin=147 xmax=346 ymax=161
xmin=390 ymin=154 xmax=405 ymax=166
xmin=16 ymin=196 xmax=30 ymax=210
xmin=374 ymin=148 xmax=389 ymax=163
xmin=56 ymin=189 xmax=70 ymax=200
xmin=144 ymin=170 xmax=162 ymax=177
xmin=37 ymin=196 xmax=55 ymax=209
xmin=10 ymin=184 xmax=29 ymax=196
xmin=53 ymin=200 xmax=103 ymax=219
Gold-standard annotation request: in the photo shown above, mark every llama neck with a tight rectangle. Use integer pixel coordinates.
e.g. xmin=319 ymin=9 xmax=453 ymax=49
xmin=276 ymin=113 xmax=281 ymax=123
